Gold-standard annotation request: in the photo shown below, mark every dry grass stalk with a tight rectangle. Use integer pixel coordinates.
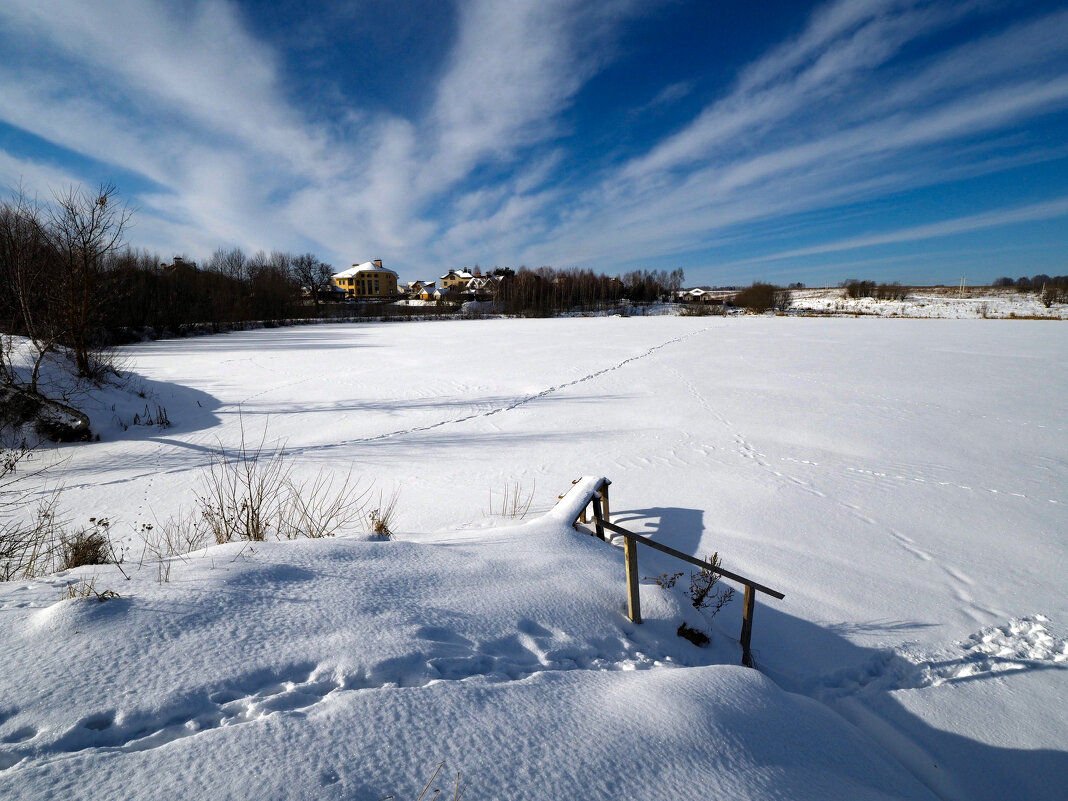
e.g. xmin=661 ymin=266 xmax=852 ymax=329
xmin=366 ymin=488 xmax=400 ymax=540
xmin=63 ymin=576 xmax=119 ymax=601
xmin=488 ymin=479 xmax=535 ymax=519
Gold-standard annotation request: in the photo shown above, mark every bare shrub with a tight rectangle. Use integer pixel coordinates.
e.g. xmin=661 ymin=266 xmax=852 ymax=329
xmin=645 ymin=552 xmax=735 ymax=620
xmin=1040 ymin=286 xmax=1066 ymax=308
xmin=689 ymin=552 xmax=735 ymax=618
xmin=0 ymin=434 xmax=66 ymax=580
xmin=135 ymin=516 xmax=208 ymax=583
xmin=280 ymin=467 xmax=368 ymax=539
xmin=732 ymin=283 xmax=790 ymax=313
xmin=59 ymin=519 xmax=112 ymax=570
xmin=679 ymin=302 xmax=727 ymax=316
xmin=198 ymin=421 xmax=290 ymax=543
xmin=648 ymin=571 xmax=684 ymax=589
xmin=677 ymin=622 xmax=710 ymax=647
xmin=0 ymin=492 xmax=62 ymax=581
xmin=197 ymin=416 xmax=372 ymax=544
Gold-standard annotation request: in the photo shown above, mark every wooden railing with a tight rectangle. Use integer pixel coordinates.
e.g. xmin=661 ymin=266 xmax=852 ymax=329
xmin=557 ymin=477 xmax=784 ymax=668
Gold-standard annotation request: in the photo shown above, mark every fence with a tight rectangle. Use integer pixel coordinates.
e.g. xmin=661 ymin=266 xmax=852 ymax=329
xmin=555 ymin=477 xmax=784 ymax=667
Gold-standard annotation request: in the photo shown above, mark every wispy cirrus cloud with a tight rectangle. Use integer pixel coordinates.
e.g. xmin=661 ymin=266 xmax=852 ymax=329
xmin=515 ymin=0 xmax=1068 ymax=275
xmin=727 ymin=196 xmax=1068 ymax=265
xmin=0 ymin=0 xmax=1065 ymax=282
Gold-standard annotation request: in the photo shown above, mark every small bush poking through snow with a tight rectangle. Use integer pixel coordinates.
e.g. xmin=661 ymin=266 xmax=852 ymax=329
xmin=649 ymin=553 xmax=735 ymax=646
xmin=649 ymin=555 xmax=735 ymax=619
xmin=366 ymin=489 xmax=400 ymax=540
xmin=1 ymin=493 xmax=64 ymax=581
xmin=690 ymin=552 xmax=736 ymax=618
xmin=676 ymin=622 xmax=710 ymax=647
xmin=59 ymin=518 xmax=113 ymax=570
xmin=650 ymin=571 xmax=685 ymax=589
xmin=63 ymin=577 xmax=119 ymax=602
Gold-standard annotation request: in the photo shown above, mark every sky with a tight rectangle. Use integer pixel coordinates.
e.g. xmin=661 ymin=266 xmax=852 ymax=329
xmin=0 ymin=0 xmax=1066 ymax=286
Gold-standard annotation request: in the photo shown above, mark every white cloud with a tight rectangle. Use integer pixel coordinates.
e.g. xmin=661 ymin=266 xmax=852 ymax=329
xmin=517 ymin=1 xmax=1068 ymax=272
xmin=0 ymin=0 xmax=1064 ymax=281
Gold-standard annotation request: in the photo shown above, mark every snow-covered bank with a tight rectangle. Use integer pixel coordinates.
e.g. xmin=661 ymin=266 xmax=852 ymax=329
xmin=1 ymin=516 xmax=936 ymax=801
xmin=789 ymin=286 xmax=1067 ymax=318
xmin=2 ymin=316 xmax=1065 ymax=799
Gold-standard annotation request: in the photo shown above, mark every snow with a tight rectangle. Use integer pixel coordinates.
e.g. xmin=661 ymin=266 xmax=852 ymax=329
xmin=332 ymin=261 xmax=399 ymax=279
xmin=789 ymin=286 xmax=1068 ymax=319
xmin=1 ymin=314 xmax=1066 ymax=799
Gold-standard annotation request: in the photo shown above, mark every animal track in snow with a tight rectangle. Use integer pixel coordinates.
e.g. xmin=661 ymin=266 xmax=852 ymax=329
xmin=0 ymin=664 xmax=340 ymax=770
xmin=843 ymin=466 xmax=1061 ymax=504
xmin=282 ymin=325 xmax=722 ymax=455
xmin=0 ymin=625 xmax=667 ymax=771
xmin=814 ymin=615 xmax=1068 ymax=700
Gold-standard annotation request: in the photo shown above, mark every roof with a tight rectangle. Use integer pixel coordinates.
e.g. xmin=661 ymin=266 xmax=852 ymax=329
xmin=333 ymin=261 xmax=399 ymax=279
xmin=440 ymin=270 xmax=474 ymax=280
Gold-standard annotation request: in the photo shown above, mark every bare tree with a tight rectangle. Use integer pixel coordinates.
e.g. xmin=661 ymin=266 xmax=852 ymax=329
xmin=43 ymin=182 xmax=132 ymax=378
xmin=291 ymin=253 xmax=333 ymax=309
xmin=0 ymin=186 xmax=57 ymax=391
xmin=206 ymin=246 xmax=248 ymax=282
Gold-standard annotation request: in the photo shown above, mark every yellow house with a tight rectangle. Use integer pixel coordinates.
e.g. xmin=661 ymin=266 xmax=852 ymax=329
xmin=331 ymin=259 xmax=399 ymax=299
xmin=440 ymin=269 xmax=474 ymax=291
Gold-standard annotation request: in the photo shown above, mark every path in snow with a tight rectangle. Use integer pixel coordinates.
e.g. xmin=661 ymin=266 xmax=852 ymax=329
xmin=281 ymin=323 xmax=724 ymax=456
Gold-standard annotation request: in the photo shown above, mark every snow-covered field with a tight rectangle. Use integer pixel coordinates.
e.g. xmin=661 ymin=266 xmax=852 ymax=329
xmin=2 ymin=316 xmax=1066 ymax=800
xmin=790 ymin=286 xmax=1067 ymax=319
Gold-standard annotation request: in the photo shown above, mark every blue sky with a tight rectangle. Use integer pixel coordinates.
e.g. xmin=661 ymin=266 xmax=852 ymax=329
xmin=1 ymin=0 xmax=1066 ymax=286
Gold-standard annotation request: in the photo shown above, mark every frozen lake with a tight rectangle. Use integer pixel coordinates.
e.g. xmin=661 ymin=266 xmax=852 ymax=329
xmin=4 ymin=315 xmax=1065 ymax=799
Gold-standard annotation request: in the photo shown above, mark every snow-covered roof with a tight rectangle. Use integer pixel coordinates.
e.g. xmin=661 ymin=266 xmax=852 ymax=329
xmin=333 ymin=261 xmax=398 ymax=279
xmin=440 ymin=270 xmax=474 ymax=280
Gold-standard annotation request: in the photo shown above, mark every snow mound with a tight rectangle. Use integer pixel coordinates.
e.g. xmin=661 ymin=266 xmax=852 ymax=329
xmin=0 ymin=515 xmax=937 ymax=799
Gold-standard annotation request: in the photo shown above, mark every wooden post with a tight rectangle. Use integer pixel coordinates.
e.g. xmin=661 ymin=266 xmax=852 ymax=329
xmin=591 ymin=495 xmax=606 ymax=541
xmin=601 ymin=482 xmax=610 ymax=525
xmin=740 ymin=584 xmax=755 ymax=668
xmin=624 ymin=535 xmax=641 ymax=623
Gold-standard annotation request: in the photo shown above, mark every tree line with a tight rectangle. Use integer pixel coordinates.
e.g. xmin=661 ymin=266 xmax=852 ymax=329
xmin=992 ymin=274 xmax=1067 ymax=306
xmin=494 ymin=266 xmax=685 ymax=316
xmin=1 ymin=182 xmax=695 ymax=392
xmin=0 ymin=184 xmax=336 ymax=390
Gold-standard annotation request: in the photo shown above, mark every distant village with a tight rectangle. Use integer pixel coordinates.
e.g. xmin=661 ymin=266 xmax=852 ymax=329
xmin=328 ymin=259 xmax=732 ymax=305
xmin=330 ymin=260 xmax=506 ymax=303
